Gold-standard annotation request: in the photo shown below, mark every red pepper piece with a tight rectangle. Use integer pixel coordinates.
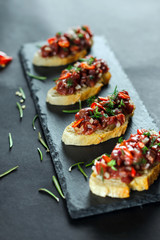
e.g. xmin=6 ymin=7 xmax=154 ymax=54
xmin=138 ymin=142 xmax=145 ymax=149
xmin=90 ymin=102 xmax=106 ymax=111
xmin=118 ymin=92 xmax=130 ymax=100
xmin=72 ymin=118 xmax=84 ymax=128
xmin=102 ymin=155 xmax=111 ymax=163
xmin=137 ymin=129 xmax=147 ymax=135
xmin=59 ymin=72 xmax=72 ymax=80
xmin=98 ymin=97 xmax=109 ymax=101
xmin=58 ymin=37 xmax=70 ymax=48
xmin=47 ymin=37 xmax=57 ymax=44
xmin=131 ymin=167 xmax=136 ymax=177
xmin=81 ymin=62 xmax=95 ymax=70
xmin=82 ymin=25 xmax=92 ymax=36
xmin=0 ymin=51 xmax=12 ymax=67
xmin=70 ymin=45 xmax=80 ymax=52
xmin=95 ymin=162 xmax=107 ymax=176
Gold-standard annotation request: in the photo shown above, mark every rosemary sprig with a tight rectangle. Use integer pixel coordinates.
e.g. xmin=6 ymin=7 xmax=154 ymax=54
xmin=52 ymin=176 xmax=65 ymax=199
xmin=27 ymin=72 xmax=47 ymax=81
xmin=8 ymin=132 xmax=13 ymax=149
xmin=37 ymin=148 xmax=43 ymax=161
xmin=16 ymin=102 xmax=23 ymax=119
xmin=0 ymin=166 xmax=19 ymax=178
xmin=85 ymin=154 xmax=103 ymax=167
xmin=78 ymin=164 xmax=88 ymax=179
xmin=38 ymin=132 xmax=49 ymax=152
xmin=39 ymin=188 xmax=59 ymax=202
xmin=19 ymin=87 xmax=26 ymax=100
xmin=68 ymin=162 xmax=84 ymax=172
xmin=62 ymin=100 xmax=82 ymax=113
xmin=32 ymin=114 xmax=38 ymax=130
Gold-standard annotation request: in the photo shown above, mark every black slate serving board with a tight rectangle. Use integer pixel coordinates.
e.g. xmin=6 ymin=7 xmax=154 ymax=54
xmin=19 ymin=36 xmax=160 ymax=219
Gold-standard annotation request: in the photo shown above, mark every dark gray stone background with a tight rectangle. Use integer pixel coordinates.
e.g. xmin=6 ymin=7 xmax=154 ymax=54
xmin=0 ymin=0 xmax=160 ymax=239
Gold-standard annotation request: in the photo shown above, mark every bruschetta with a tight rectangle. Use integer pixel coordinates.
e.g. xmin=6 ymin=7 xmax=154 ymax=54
xmin=33 ymin=25 xmax=93 ymax=66
xmin=62 ymin=87 xmax=135 ymax=145
xmin=89 ymin=129 xmax=160 ymax=198
xmin=46 ymin=55 xmax=111 ymax=105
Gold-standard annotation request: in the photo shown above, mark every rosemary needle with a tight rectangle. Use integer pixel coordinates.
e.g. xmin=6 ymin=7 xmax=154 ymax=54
xmin=32 ymin=114 xmax=38 ymax=130
xmin=0 ymin=166 xmax=19 ymax=178
xmin=38 ymin=132 xmax=49 ymax=152
xmin=8 ymin=132 xmax=13 ymax=149
xmin=39 ymin=188 xmax=59 ymax=202
xmin=19 ymin=87 xmax=26 ymax=100
xmin=27 ymin=72 xmax=47 ymax=81
xmin=37 ymin=148 xmax=43 ymax=161
xmin=78 ymin=164 xmax=88 ymax=179
xmin=68 ymin=162 xmax=84 ymax=172
xmin=16 ymin=102 xmax=23 ymax=119
xmin=52 ymin=176 xmax=65 ymax=199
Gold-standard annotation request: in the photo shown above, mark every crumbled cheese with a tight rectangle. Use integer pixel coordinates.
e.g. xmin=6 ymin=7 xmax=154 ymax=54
xmin=75 ymin=84 xmax=81 ymax=90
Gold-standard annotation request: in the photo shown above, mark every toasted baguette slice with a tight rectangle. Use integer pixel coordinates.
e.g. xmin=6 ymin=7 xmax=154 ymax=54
xmin=33 ymin=49 xmax=87 ymax=67
xmin=62 ymin=114 xmax=133 ymax=146
xmin=89 ymin=163 xmax=160 ymax=198
xmin=46 ymin=72 xmax=111 ymax=106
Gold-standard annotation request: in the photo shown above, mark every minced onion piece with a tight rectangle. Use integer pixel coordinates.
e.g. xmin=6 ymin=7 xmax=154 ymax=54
xmin=39 ymin=188 xmax=59 ymax=202
xmin=32 ymin=114 xmax=38 ymax=130
xmin=38 ymin=132 xmax=49 ymax=152
xmin=8 ymin=132 xmax=13 ymax=149
xmin=0 ymin=166 xmax=19 ymax=178
xmin=52 ymin=176 xmax=65 ymax=199
xmin=16 ymin=102 xmax=23 ymax=119
xmin=37 ymin=148 xmax=43 ymax=161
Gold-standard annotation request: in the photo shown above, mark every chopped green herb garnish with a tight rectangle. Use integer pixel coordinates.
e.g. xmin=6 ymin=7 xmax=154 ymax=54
xmin=107 ymin=159 xmax=117 ymax=171
xmin=87 ymin=96 xmax=96 ymax=106
xmin=149 ymin=137 xmax=157 ymax=148
xmin=67 ymin=78 xmax=73 ymax=87
xmin=79 ymin=57 xmax=95 ymax=65
xmin=62 ymin=109 xmax=79 ymax=113
xmin=38 ymin=132 xmax=49 ymax=152
xmin=143 ymin=132 xmax=151 ymax=137
xmin=142 ymin=146 xmax=148 ymax=154
xmin=89 ymin=75 xmax=94 ymax=79
xmin=69 ymin=162 xmax=84 ymax=172
xmin=121 ymin=149 xmax=125 ymax=155
xmin=37 ymin=148 xmax=43 ymax=161
xmin=19 ymin=87 xmax=26 ymax=100
xmin=90 ymin=107 xmax=102 ymax=119
xmin=32 ymin=114 xmax=38 ymax=130
xmin=8 ymin=132 xmax=13 ymax=149
xmin=118 ymin=99 xmax=125 ymax=108
xmin=52 ymin=176 xmax=65 ymax=199
xmin=110 ymin=86 xmax=118 ymax=100
xmin=0 ymin=166 xmax=19 ymax=178
xmin=103 ymin=113 xmax=108 ymax=118
xmin=81 ymin=26 xmax=87 ymax=31
xmin=118 ymin=136 xmax=124 ymax=143
xmin=156 ymin=143 xmax=160 ymax=147
xmin=78 ymin=33 xmax=84 ymax=38
xmin=27 ymin=72 xmax=47 ymax=81
xmin=39 ymin=188 xmax=59 ymax=202
xmin=67 ymin=65 xmax=73 ymax=70
xmin=16 ymin=102 xmax=23 ymax=119
xmin=57 ymin=32 xmax=61 ymax=36
xmin=134 ymin=158 xmax=147 ymax=165
xmin=53 ymin=77 xmax=59 ymax=81
xmin=78 ymin=164 xmax=88 ymax=179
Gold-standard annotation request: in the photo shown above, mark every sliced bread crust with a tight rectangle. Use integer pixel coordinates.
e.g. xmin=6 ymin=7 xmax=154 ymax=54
xmin=46 ymin=72 xmax=111 ymax=106
xmin=62 ymin=114 xmax=132 ymax=146
xmin=89 ymin=163 xmax=160 ymax=198
xmin=33 ymin=49 xmax=87 ymax=67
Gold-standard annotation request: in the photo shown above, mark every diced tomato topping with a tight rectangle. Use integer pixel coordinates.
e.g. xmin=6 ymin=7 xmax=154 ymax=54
xmin=137 ymin=129 xmax=147 ymax=135
xmin=0 ymin=51 xmax=12 ymax=67
xmin=70 ymin=45 xmax=80 ymax=52
xmin=72 ymin=118 xmax=84 ymax=128
xmin=81 ymin=62 xmax=95 ymax=70
xmin=138 ymin=142 xmax=145 ymax=149
xmin=82 ymin=25 xmax=92 ymax=36
xmin=98 ymin=97 xmax=109 ymax=101
xmin=102 ymin=154 xmax=111 ymax=163
xmin=131 ymin=167 xmax=136 ymax=177
xmin=47 ymin=37 xmax=57 ymax=44
xmin=59 ymin=72 xmax=72 ymax=80
xmin=123 ymin=147 xmax=133 ymax=159
xmin=58 ymin=37 xmax=70 ymax=48
xmin=118 ymin=92 xmax=130 ymax=99
xmin=95 ymin=162 xmax=107 ymax=175
xmin=90 ymin=102 xmax=106 ymax=111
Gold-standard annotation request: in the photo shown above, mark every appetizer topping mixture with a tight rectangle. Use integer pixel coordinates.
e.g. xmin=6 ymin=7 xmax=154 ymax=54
xmin=73 ymin=87 xmax=134 ymax=135
xmin=0 ymin=51 xmax=12 ymax=67
xmin=41 ymin=25 xmax=92 ymax=58
xmin=92 ymin=129 xmax=160 ymax=184
xmin=56 ymin=55 xmax=109 ymax=95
